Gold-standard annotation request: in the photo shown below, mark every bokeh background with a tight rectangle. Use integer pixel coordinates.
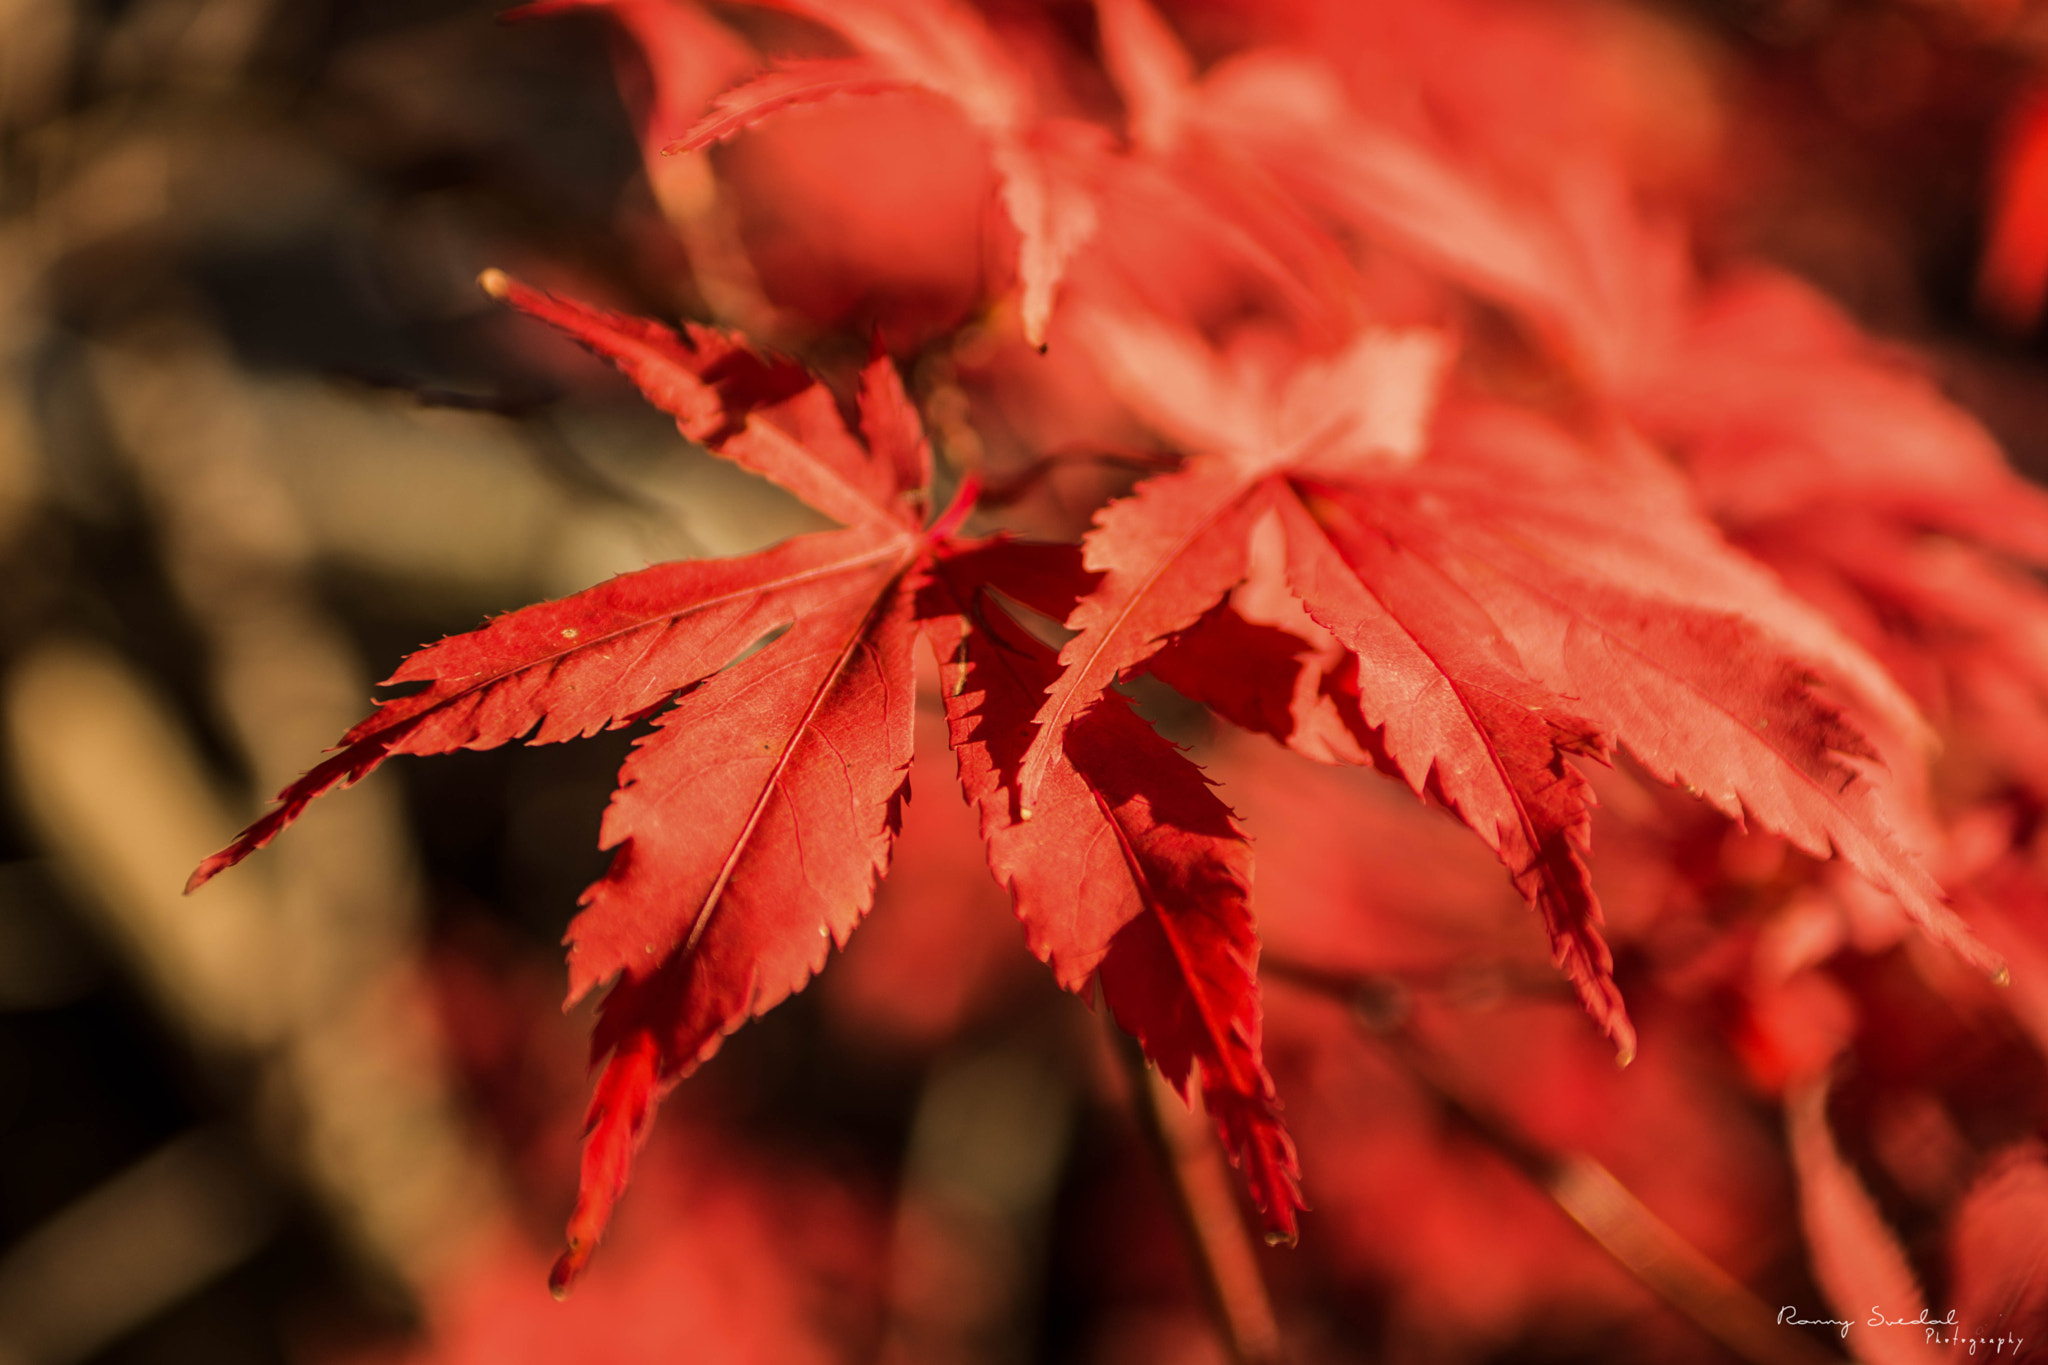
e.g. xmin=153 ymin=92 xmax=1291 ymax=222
xmin=4 ymin=2 xmax=2048 ymax=1363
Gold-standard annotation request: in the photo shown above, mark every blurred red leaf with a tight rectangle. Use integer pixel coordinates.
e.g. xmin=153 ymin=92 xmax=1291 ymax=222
xmin=1947 ymin=1143 xmax=2048 ymax=1353
xmin=1787 ymin=1075 xmax=1942 ymax=1365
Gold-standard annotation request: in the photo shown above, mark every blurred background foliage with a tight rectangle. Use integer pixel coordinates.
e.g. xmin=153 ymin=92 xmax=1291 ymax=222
xmin=4 ymin=1 xmax=2048 ymax=1363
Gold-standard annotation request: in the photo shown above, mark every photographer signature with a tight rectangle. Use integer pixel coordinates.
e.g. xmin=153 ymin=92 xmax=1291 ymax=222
xmin=1776 ymin=1306 xmax=2025 ymax=1355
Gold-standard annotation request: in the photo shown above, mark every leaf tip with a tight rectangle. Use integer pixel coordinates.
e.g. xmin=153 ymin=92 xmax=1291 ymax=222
xmin=1022 ymin=305 xmax=1051 ymax=354
xmin=477 ymin=267 xmax=512 ymax=300
xmin=185 ymin=846 xmax=234 ymax=895
xmin=1609 ymin=1012 xmax=1639 ymax=1068
xmin=547 ymin=1241 xmax=584 ymax=1300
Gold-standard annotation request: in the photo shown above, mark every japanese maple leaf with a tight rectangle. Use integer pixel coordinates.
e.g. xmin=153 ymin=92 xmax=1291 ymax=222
xmin=653 ymin=0 xmax=1103 ymax=349
xmin=672 ymin=0 xmax=1609 ymax=364
xmin=1623 ymin=269 xmax=2048 ymax=565
xmin=1622 ymin=267 xmax=2048 ymax=821
xmin=1089 ymin=0 xmax=1624 ymax=378
xmin=187 ymin=272 xmax=1299 ymax=1286
xmin=1013 ymin=304 xmax=2000 ymax=1065
xmin=574 ymin=0 xmax=1517 ymax=362
xmin=665 ymin=0 xmax=1533 ymax=358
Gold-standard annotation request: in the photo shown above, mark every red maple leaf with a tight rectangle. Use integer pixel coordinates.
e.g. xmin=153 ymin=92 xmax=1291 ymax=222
xmin=650 ymin=0 xmax=1103 ymax=350
xmin=186 ymin=272 xmax=1300 ymax=1289
xmin=1010 ymin=304 xmax=2000 ymax=1065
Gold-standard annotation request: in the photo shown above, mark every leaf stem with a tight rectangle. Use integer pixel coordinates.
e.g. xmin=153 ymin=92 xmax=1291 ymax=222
xmin=1112 ymin=1026 xmax=1286 ymax=1365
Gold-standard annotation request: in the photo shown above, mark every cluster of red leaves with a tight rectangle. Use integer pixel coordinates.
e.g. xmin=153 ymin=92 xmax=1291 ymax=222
xmin=194 ymin=0 xmax=2048 ymax=1348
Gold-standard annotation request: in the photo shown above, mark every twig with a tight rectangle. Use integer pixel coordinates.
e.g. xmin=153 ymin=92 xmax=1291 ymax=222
xmin=1112 ymin=1028 xmax=1286 ymax=1365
